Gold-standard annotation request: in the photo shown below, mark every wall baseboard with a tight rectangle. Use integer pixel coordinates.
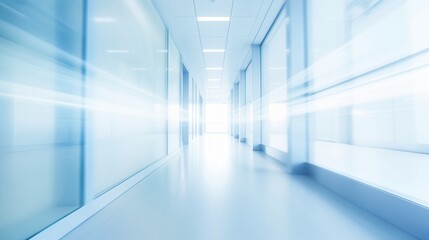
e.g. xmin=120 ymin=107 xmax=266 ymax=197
xmin=30 ymin=150 xmax=181 ymax=240
xmin=260 ymin=144 xmax=288 ymax=164
xmin=307 ymin=163 xmax=429 ymax=240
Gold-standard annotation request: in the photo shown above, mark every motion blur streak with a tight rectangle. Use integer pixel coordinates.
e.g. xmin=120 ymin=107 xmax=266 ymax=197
xmin=0 ymin=0 xmax=182 ymax=239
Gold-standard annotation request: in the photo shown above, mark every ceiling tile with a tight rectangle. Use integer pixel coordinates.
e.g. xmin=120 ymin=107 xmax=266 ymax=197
xmin=206 ymin=70 xmax=223 ymax=79
xmin=204 ymin=53 xmax=225 ymax=67
xmin=228 ymin=17 xmax=255 ymax=37
xmin=226 ymin=37 xmax=248 ymax=50
xmin=232 ymin=0 xmax=264 ymax=17
xmin=224 ymin=60 xmax=243 ymax=69
xmin=198 ymin=22 xmax=230 ymax=37
xmin=224 ymin=50 xmax=243 ymax=60
xmin=167 ymin=0 xmax=196 ymax=16
xmin=201 ymin=37 xmax=227 ymax=49
xmin=171 ymin=17 xmax=199 ymax=37
xmin=194 ymin=0 xmax=233 ymax=17
xmin=182 ymin=37 xmax=202 ymax=50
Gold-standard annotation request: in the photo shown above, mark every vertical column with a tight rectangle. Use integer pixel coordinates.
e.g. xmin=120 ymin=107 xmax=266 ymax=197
xmin=230 ymin=90 xmax=234 ymax=136
xmin=233 ymin=82 xmax=239 ymax=138
xmin=54 ymin=0 xmax=85 ymax=206
xmin=191 ymin=79 xmax=195 ymax=139
xmin=181 ymin=68 xmax=189 ymax=145
xmin=251 ymin=45 xmax=262 ymax=150
xmin=239 ymin=70 xmax=246 ymax=142
xmin=286 ymin=0 xmax=309 ymax=173
xmin=200 ymin=96 xmax=204 ymax=135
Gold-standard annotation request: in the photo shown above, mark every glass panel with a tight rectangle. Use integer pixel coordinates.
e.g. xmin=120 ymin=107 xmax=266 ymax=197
xmin=86 ymin=0 xmax=168 ymax=196
xmin=261 ymin=17 xmax=288 ymax=152
xmin=307 ymin=0 xmax=429 ymax=91
xmin=0 ymin=1 xmax=83 ymax=238
xmin=168 ymin=36 xmax=181 ymax=154
xmin=307 ymin=0 xmax=429 ymax=206
xmin=308 ymin=0 xmax=429 ymax=152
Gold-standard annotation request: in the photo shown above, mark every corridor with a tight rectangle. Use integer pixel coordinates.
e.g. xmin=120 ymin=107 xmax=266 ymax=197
xmin=63 ymin=135 xmax=414 ymax=240
xmin=1 ymin=0 xmax=429 ymax=239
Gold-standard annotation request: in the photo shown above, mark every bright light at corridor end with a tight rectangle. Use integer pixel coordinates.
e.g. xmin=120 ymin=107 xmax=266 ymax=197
xmin=205 ymin=104 xmax=228 ymax=133
xmin=197 ymin=17 xmax=230 ymax=22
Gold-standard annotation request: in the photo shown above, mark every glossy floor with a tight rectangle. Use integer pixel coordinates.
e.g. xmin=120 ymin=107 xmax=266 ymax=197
xmin=64 ymin=134 xmax=416 ymax=240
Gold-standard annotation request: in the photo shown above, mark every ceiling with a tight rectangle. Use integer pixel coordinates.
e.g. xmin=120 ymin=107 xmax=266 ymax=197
xmin=151 ymin=0 xmax=285 ymax=101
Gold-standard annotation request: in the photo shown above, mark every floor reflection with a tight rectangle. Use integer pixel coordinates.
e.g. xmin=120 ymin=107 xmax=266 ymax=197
xmin=63 ymin=134 xmax=417 ymax=240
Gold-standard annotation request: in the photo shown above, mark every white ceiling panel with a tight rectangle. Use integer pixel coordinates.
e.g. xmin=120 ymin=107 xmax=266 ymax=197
xmin=228 ymin=17 xmax=255 ymax=37
xmin=171 ymin=17 xmax=199 ymax=37
xmin=204 ymin=53 xmax=225 ymax=66
xmin=194 ymin=0 xmax=233 ymax=17
xmin=201 ymin=37 xmax=227 ymax=49
xmin=222 ymin=61 xmax=241 ymax=69
xmin=206 ymin=70 xmax=222 ymax=79
xmin=224 ymin=50 xmax=244 ymax=65
xmin=226 ymin=37 xmax=248 ymax=50
xmin=184 ymin=52 xmax=204 ymax=68
xmin=222 ymin=67 xmax=239 ymax=80
xmin=198 ymin=22 xmax=230 ymax=37
xmin=232 ymin=0 xmax=264 ymax=17
xmin=182 ymin=37 xmax=202 ymax=50
xmin=166 ymin=0 xmax=195 ymax=16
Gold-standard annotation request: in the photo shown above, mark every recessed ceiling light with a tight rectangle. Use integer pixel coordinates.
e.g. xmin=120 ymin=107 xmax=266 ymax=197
xmin=197 ymin=17 xmax=230 ymax=22
xmin=203 ymin=49 xmax=225 ymax=53
xmin=208 ymin=78 xmax=221 ymax=81
xmin=206 ymin=67 xmax=223 ymax=70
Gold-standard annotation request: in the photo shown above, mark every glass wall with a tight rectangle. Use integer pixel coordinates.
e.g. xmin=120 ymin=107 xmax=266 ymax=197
xmin=261 ymin=14 xmax=288 ymax=152
xmin=0 ymin=1 xmax=84 ymax=239
xmin=307 ymin=0 xmax=429 ymax=206
xmin=0 ymin=0 xmax=178 ymax=238
xmin=85 ymin=0 xmax=168 ymax=197
xmin=168 ymin=36 xmax=181 ymax=154
xmin=187 ymin=79 xmax=203 ymax=139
